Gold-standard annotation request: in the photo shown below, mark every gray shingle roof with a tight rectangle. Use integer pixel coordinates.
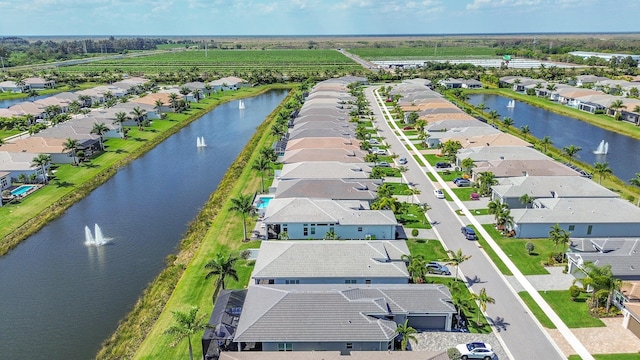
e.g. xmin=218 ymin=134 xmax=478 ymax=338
xmin=493 ymin=176 xmax=618 ymax=199
xmin=234 ymin=284 xmax=454 ymax=343
xmin=263 ymin=198 xmax=397 ymax=226
xmin=274 ymin=178 xmax=379 ymax=200
xmin=251 ymin=241 xmax=410 ymax=279
xmin=512 ymin=197 xmax=640 ymax=224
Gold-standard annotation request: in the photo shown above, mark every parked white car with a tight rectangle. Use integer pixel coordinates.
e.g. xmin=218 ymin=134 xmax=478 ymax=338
xmin=456 ymin=342 xmax=496 ymax=360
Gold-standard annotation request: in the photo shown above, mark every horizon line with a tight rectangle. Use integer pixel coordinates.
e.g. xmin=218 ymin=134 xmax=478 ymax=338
xmin=6 ymin=31 xmax=640 ymax=38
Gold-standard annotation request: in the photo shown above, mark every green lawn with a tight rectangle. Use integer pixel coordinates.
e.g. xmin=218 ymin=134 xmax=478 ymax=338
xmin=477 ymin=225 xmax=512 ymax=276
xmin=385 ymin=182 xmax=410 ymax=195
xmin=540 ymin=290 xmax=605 ymax=328
xmin=518 ymin=291 xmax=556 ymax=329
xmin=397 ymin=203 xmax=430 ymax=229
xmin=406 ymin=238 xmax=448 ymax=261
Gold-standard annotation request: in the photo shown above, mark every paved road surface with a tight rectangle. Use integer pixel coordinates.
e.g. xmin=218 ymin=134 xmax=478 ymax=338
xmin=365 ymin=86 xmax=566 ymax=360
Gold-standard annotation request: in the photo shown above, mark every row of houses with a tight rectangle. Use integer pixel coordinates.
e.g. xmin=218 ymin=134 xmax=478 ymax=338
xmin=0 ymin=76 xmax=250 ymax=200
xmin=499 ymin=75 xmax=640 ymax=125
xmin=0 ymin=77 xmax=56 ymax=93
xmin=393 ymin=78 xmax=640 ymax=338
xmin=202 ymin=77 xmax=455 ymax=359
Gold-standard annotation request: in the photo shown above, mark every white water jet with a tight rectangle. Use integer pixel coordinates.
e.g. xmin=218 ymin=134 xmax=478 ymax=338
xmin=506 ymin=99 xmax=515 ymax=108
xmin=593 ymin=140 xmax=609 ymax=155
xmin=239 ymin=100 xmax=245 ymax=110
xmin=84 ymin=224 xmax=112 ymax=246
xmin=196 ymin=136 xmax=207 ymax=148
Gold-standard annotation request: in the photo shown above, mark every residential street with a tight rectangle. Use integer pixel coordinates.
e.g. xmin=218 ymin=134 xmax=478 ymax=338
xmin=365 ymin=86 xmax=567 ymax=360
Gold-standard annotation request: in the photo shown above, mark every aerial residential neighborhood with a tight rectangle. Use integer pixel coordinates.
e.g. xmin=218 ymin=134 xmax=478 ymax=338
xmin=3 ymin=6 xmax=640 ymax=358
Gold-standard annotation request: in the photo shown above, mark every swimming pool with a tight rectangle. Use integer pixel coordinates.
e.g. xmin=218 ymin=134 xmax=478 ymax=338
xmin=11 ymin=185 xmax=36 ymax=197
xmin=255 ymin=196 xmax=273 ymax=209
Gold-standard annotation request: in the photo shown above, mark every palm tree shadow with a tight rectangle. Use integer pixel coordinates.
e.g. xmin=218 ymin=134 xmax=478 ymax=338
xmin=131 ymin=137 xmax=148 ymax=142
xmin=487 ymin=316 xmax=510 ymax=332
xmin=55 ymin=180 xmax=74 ymax=188
xmin=465 ymin=275 xmax=485 ymax=286
xmin=83 ymin=163 xmax=99 ymax=169
xmin=115 ymin=149 xmax=129 ymax=154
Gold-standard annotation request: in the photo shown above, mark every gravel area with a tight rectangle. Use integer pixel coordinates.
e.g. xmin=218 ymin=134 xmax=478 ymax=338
xmin=410 ymin=330 xmax=508 ymax=359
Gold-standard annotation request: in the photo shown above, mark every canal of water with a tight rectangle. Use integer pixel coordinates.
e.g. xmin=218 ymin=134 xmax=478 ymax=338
xmin=467 ymin=94 xmax=640 ymax=182
xmin=0 ymin=90 xmax=288 ymax=359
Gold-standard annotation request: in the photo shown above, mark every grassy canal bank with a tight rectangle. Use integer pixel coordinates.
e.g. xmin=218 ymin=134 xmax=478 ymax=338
xmin=97 ymin=87 xmax=298 ymax=359
xmin=0 ymin=84 xmax=291 ymax=257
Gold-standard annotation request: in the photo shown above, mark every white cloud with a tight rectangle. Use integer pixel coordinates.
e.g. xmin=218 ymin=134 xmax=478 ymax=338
xmin=466 ymin=0 xmax=542 ymax=10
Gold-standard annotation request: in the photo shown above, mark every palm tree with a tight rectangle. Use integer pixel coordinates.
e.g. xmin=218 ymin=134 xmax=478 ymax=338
xmin=609 ymin=99 xmax=626 ymax=119
xmin=593 ymin=162 xmax=612 ymax=185
xmin=163 ymin=306 xmax=208 ymax=360
xmin=114 ymin=111 xmax=129 ymax=135
xmin=130 ymin=106 xmax=146 ymax=130
xmin=487 ymin=110 xmax=500 ymax=124
xmin=395 ymin=319 xmax=417 ymax=351
xmin=397 ymin=165 xmax=408 ymax=184
xmin=546 ymin=83 xmax=557 ymax=97
xmin=540 ymin=136 xmax=553 ymax=153
xmin=402 ymin=254 xmax=427 ymax=283
xmin=204 ymin=252 xmax=239 ymax=290
xmin=372 ymin=196 xmax=401 ymax=213
xmin=63 ymin=138 xmax=80 ymax=165
xmin=519 ymin=193 xmax=534 ymax=208
xmin=169 ymin=93 xmax=180 ymax=110
xmin=476 ymin=171 xmax=497 ymax=196
xmin=446 ymin=248 xmax=472 ymax=281
xmin=495 ymin=208 xmax=514 ymax=235
xmin=563 ymin=144 xmax=582 ymax=164
xmin=324 ymin=229 xmax=339 ymax=240
xmin=461 ymin=157 xmax=475 ymax=176
xmin=549 ymin=224 xmax=570 ymax=251
xmin=31 ymin=154 xmax=51 ymax=184
xmin=502 ymin=116 xmax=514 ymax=129
xmin=90 ymin=122 xmax=110 ymax=150
xmin=154 ymin=99 xmax=165 ymax=116
xmin=520 ymin=125 xmax=530 ymax=141
xmin=472 ymin=288 xmax=495 ymax=326
xmin=27 ymin=89 xmax=39 ymax=100
xmin=580 ymin=263 xmax=620 ymax=312
xmin=251 ymin=155 xmax=271 ymax=193
xmin=229 ymin=193 xmax=255 ymax=240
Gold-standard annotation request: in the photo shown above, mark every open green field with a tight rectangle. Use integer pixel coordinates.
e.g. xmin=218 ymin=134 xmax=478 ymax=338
xmin=349 ymin=46 xmax=498 ymax=60
xmin=56 ymin=49 xmax=363 ymax=75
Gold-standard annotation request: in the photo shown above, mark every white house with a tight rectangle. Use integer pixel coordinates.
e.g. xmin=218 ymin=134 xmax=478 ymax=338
xmin=0 ymin=80 xmax=27 ymax=93
xmin=263 ymin=198 xmax=397 ymax=240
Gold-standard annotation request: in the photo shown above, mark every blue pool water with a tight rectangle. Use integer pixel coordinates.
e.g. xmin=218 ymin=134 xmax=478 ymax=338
xmin=11 ymin=185 xmax=35 ymax=196
xmin=256 ymin=196 xmax=273 ymax=209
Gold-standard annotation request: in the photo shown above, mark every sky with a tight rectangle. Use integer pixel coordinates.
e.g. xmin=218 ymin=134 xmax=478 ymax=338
xmin=0 ymin=0 xmax=639 ymax=37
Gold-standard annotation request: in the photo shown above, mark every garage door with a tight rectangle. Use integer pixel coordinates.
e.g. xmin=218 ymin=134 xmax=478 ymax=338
xmin=628 ymin=315 xmax=640 ymax=338
xmin=407 ymin=316 xmax=446 ymax=330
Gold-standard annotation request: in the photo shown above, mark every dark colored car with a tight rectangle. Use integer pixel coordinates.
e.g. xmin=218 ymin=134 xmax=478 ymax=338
xmin=461 ymin=226 xmax=477 ymax=240
xmin=435 ymin=162 xmax=451 ymax=168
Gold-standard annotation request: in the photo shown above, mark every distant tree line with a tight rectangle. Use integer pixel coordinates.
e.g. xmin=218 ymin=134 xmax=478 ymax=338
xmin=0 ymin=36 xmax=170 ymax=66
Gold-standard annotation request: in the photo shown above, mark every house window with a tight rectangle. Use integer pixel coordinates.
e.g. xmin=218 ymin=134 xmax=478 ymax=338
xmin=285 ymin=279 xmax=300 ymax=284
xmin=311 ymin=227 xmax=315 ymax=235
xmin=303 ymin=227 xmax=308 ymax=236
xmin=587 ymin=225 xmax=593 ymax=235
xmin=365 ymin=280 xmax=371 ymax=284
xmin=568 ymin=225 xmax=575 ymax=231
xmin=346 ymin=343 xmax=353 ymax=349
xmin=268 ymin=279 xmax=274 ymax=284
xmin=345 ymin=279 xmax=356 ymax=284
xmin=330 ymin=226 xmax=335 ymax=233
xmin=358 ymin=227 xmax=363 ymax=232
xmin=278 ymin=343 xmax=292 ymax=351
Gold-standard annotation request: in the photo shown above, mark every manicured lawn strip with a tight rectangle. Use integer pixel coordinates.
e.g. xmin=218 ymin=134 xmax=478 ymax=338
xmin=439 ymin=170 xmax=464 ymax=181
xmin=413 ymin=155 xmax=425 ymax=167
xmin=540 ymin=290 xmax=605 ymax=328
xmin=102 ymin=90 xmax=296 ymax=359
xmin=397 ymin=204 xmax=430 ymax=229
xmin=0 ymin=86 xmax=280 ymax=257
xmin=495 ymin=237 xmax=555 ymax=275
xmin=450 ymin=187 xmax=477 ymax=201
xmin=385 ymin=182 xmax=410 ymax=195
xmin=459 ymin=208 xmax=490 ymax=216
xmin=569 ymin=355 xmax=640 ymax=360
xmin=477 ymin=225 xmax=513 ymax=276
xmin=406 ymin=238 xmax=448 ymax=261
xmin=427 ymin=276 xmax=493 ymax=334
xmin=518 ymin=291 xmax=556 ymax=329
